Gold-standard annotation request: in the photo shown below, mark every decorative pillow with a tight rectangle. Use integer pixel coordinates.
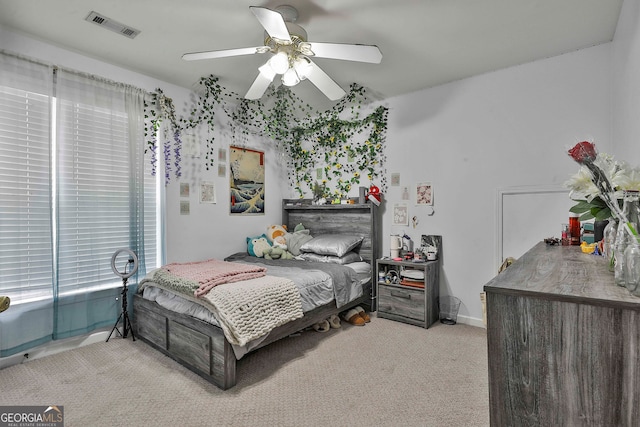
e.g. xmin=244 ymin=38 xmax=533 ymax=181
xmin=299 ymin=234 xmax=364 ymax=257
xmin=299 ymin=251 xmax=362 ymax=265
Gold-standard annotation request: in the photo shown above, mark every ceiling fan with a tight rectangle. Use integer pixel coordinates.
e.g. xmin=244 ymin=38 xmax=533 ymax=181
xmin=181 ymin=5 xmax=382 ymax=101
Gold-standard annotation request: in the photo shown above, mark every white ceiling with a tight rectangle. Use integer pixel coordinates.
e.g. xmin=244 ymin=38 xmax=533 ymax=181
xmin=0 ymin=0 xmax=624 ymax=106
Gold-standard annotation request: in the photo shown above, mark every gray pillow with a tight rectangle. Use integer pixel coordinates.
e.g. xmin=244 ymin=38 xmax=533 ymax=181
xmin=299 ymin=251 xmax=362 ymax=265
xmin=299 ymin=234 xmax=364 ymax=257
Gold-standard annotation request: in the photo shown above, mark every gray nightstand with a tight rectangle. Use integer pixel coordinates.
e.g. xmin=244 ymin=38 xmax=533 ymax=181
xmin=376 ymin=258 xmax=440 ymax=328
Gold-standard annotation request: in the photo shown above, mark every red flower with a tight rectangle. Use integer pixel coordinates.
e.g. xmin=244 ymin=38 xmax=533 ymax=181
xmin=568 ymin=141 xmax=597 ymax=164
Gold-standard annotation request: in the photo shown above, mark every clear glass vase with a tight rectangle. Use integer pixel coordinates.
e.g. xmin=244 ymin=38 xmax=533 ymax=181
xmin=603 ymin=220 xmax=618 ymax=272
xmin=614 ymin=191 xmax=640 ymax=287
xmin=626 ymin=243 xmax=640 ymax=296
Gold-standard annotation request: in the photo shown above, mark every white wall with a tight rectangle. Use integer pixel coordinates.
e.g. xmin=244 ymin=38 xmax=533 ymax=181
xmin=613 ymin=0 xmax=640 ymax=165
xmin=164 ymin=136 xmax=287 ymax=263
xmin=383 ymin=44 xmax=612 ymax=324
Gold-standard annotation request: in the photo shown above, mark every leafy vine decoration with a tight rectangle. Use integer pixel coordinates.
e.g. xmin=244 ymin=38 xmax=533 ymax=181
xmin=144 ymin=75 xmax=388 ymax=198
xmin=144 ymin=88 xmax=182 ymax=185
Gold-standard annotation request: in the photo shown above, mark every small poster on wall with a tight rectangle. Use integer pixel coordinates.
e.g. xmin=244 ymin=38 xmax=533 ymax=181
xmin=200 ymin=182 xmax=216 ymax=204
xmin=229 ymin=146 xmax=265 ymax=215
xmin=180 ymin=182 xmax=190 ymax=198
xmin=180 ymin=200 xmax=190 ymax=215
xmin=393 ymin=203 xmax=409 ymax=226
xmin=416 ymin=182 xmax=433 ymax=206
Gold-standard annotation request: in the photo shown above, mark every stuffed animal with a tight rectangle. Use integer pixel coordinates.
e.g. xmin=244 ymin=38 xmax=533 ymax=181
xmin=283 ymin=223 xmax=314 ymax=256
xmin=263 ymin=245 xmax=295 ymax=260
xmin=266 ymin=224 xmax=288 ymax=247
xmin=246 ymin=234 xmax=271 ymax=258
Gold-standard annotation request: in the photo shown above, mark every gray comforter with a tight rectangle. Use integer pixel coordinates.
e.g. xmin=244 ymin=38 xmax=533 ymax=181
xmin=224 ymin=253 xmax=362 ymax=309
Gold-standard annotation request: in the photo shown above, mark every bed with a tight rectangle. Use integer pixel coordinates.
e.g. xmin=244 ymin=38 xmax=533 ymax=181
xmin=132 ymin=199 xmax=380 ymax=389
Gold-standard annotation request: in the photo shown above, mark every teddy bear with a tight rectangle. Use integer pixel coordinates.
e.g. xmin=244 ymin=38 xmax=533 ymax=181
xmin=246 ymin=234 xmax=271 ymax=258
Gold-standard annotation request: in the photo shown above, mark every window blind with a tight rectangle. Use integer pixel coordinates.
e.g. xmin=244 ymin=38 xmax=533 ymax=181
xmin=0 ymin=56 xmax=53 ymax=302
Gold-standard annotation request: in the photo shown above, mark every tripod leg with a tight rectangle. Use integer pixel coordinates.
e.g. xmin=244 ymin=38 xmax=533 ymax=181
xmin=122 ymin=310 xmax=136 ymax=341
xmin=106 ymin=311 xmax=124 ymax=342
xmin=107 ymin=280 xmax=136 ymax=342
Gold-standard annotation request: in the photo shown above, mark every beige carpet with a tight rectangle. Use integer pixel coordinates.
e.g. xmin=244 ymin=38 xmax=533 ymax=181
xmin=0 ymin=316 xmax=489 ymax=427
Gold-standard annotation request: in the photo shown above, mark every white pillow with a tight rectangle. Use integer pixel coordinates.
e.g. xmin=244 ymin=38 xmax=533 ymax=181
xmin=299 ymin=234 xmax=364 ymax=257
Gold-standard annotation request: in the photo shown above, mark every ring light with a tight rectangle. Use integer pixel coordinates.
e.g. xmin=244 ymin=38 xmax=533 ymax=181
xmin=111 ymin=248 xmax=139 ymax=279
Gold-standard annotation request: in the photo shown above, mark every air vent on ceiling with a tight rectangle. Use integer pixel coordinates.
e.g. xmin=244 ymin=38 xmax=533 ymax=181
xmin=85 ymin=11 xmax=140 ymax=39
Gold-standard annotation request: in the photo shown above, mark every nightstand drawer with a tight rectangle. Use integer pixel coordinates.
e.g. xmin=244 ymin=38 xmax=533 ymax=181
xmin=378 ymin=284 xmax=425 ymax=321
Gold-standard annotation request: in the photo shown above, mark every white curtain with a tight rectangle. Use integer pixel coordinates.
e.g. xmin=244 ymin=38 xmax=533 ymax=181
xmin=0 ymin=51 xmax=157 ymax=355
xmin=53 ymin=69 xmax=151 ymax=339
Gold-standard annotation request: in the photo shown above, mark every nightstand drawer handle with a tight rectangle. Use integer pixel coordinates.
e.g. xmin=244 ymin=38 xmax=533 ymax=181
xmin=391 ymin=291 xmax=411 ymax=299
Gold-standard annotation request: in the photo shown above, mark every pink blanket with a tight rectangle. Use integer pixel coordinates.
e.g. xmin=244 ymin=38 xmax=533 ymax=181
xmin=162 ymin=259 xmax=267 ymax=297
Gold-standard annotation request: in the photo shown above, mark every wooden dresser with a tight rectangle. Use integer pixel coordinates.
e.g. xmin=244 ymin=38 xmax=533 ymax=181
xmin=484 ymin=241 xmax=640 ymax=426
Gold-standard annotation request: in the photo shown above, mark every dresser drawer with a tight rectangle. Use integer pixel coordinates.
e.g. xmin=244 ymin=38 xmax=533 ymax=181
xmin=378 ymin=284 xmax=425 ymax=321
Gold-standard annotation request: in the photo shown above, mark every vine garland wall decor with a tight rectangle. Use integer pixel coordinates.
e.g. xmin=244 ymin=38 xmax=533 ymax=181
xmin=144 ymin=75 xmax=388 ymax=198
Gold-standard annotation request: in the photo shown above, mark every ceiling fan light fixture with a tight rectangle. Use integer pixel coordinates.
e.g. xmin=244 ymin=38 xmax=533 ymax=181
xmin=293 ymin=56 xmax=312 ymax=80
xmin=182 ymin=6 xmax=382 ymax=101
xmin=282 ymin=67 xmax=300 ymax=87
xmin=268 ymin=51 xmax=289 ymax=74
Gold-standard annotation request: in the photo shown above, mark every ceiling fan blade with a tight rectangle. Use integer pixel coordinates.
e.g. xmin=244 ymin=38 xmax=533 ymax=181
xmin=245 ymin=63 xmax=276 ymax=99
xmin=305 ymin=60 xmax=346 ymax=101
xmin=250 ymin=6 xmax=292 ymax=43
xmin=182 ymin=47 xmax=266 ymax=61
xmin=306 ymin=42 xmax=382 ymax=64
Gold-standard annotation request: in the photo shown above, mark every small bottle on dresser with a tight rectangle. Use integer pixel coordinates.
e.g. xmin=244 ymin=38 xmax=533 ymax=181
xmin=569 ymin=213 xmax=581 ymax=246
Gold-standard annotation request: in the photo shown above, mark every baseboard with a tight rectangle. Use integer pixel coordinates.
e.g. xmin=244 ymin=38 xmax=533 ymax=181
xmin=454 ymin=315 xmax=486 ymax=329
xmin=0 ymin=328 xmax=111 ymax=370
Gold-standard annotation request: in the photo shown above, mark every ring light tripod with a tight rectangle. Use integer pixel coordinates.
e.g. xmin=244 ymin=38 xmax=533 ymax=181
xmin=106 ymin=248 xmax=138 ymax=342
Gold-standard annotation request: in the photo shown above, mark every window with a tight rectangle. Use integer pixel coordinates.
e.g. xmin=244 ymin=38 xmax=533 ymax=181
xmin=0 ymin=55 xmax=160 ymax=302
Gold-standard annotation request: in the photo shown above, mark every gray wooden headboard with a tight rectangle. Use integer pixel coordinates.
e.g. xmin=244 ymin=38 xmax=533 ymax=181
xmin=281 ymin=199 xmax=381 ymax=267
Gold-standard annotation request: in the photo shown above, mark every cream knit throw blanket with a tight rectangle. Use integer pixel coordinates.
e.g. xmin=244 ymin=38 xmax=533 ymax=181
xmin=201 ymin=275 xmax=303 ymax=346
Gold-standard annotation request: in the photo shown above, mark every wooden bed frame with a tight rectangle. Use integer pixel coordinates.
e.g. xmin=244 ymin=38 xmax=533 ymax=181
xmin=132 ymin=199 xmax=380 ymax=389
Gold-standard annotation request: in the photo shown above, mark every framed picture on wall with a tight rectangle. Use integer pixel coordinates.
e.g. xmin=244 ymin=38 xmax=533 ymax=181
xmin=229 ymin=146 xmax=265 ymax=215
xmin=392 ymin=203 xmax=409 ymax=226
xmin=416 ymin=182 xmax=433 ymax=206
xmin=180 ymin=200 xmax=190 ymax=215
xmin=179 ymin=182 xmax=190 ymax=198
xmin=200 ymin=182 xmax=216 ymax=204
